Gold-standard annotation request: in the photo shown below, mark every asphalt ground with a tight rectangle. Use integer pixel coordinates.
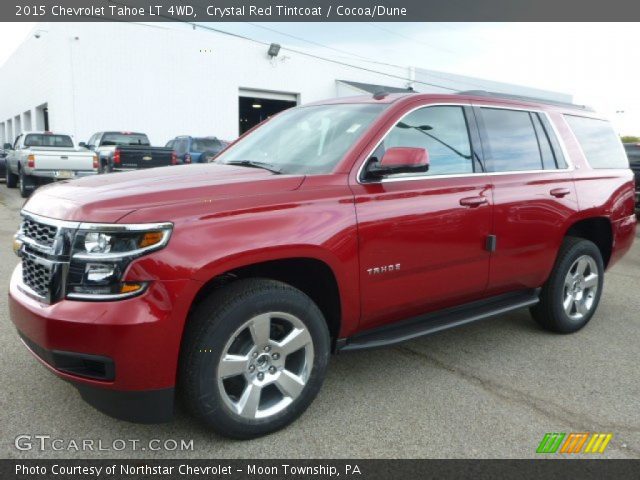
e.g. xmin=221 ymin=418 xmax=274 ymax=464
xmin=0 ymin=183 xmax=638 ymax=459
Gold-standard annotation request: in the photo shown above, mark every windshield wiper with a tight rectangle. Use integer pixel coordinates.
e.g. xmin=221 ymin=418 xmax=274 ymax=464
xmin=225 ymin=160 xmax=282 ymax=174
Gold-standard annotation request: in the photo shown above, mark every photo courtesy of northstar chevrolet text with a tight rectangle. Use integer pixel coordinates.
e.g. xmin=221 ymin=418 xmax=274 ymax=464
xmin=0 ymin=0 xmax=639 ymax=477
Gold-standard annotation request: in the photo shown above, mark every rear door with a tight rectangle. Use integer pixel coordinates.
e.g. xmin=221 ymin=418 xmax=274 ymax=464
xmin=351 ymin=102 xmax=494 ymax=330
xmin=474 ymin=105 xmax=579 ymax=294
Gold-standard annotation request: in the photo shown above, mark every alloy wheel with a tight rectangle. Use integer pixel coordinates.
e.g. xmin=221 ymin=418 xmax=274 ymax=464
xmin=217 ymin=312 xmax=314 ymax=419
xmin=563 ymin=255 xmax=599 ymax=320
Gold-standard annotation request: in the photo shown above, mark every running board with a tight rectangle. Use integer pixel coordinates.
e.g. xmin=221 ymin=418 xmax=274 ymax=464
xmin=336 ymin=289 xmax=540 ymax=352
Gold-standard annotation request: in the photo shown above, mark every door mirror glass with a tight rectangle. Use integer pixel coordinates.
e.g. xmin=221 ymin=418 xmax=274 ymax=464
xmin=367 ymin=147 xmax=429 ymax=179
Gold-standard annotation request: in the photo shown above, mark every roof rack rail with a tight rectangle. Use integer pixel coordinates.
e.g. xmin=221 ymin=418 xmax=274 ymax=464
xmin=458 ymin=90 xmax=593 ymax=112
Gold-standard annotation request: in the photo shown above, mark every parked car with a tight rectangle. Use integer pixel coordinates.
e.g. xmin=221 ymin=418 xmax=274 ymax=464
xmin=623 ymin=143 xmax=640 ymax=206
xmin=9 ymin=92 xmax=636 ymax=439
xmin=5 ymin=131 xmax=98 ymax=198
xmin=165 ymin=136 xmax=228 ymax=164
xmin=0 ymin=145 xmax=8 ymax=178
xmin=83 ymin=131 xmax=176 ymax=173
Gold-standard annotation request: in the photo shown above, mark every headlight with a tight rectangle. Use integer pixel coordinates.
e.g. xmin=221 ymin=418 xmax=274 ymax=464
xmin=66 ymin=222 xmax=172 ymax=300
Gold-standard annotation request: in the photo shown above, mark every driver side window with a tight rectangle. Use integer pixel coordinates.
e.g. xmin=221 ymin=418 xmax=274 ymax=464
xmin=374 ymin=106 xmax=474 ymax=177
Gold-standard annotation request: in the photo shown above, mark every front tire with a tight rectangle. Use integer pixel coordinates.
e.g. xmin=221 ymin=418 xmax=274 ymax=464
xmin=530 ymin=237 xmax=604 ymax=333
xmin=180 ymin=279 xmax=330 ymax=439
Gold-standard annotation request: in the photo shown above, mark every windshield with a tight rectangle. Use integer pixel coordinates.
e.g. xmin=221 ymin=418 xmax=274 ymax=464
xmin=216 ymin=104 xmax=385 ymax=175
xmin=192 ymin=138 xmax=222 ymax=152
xmin=101 ymin=133 xmax=150 ymax=146
xmin=24 ymin=134 xmax=73 ymax=148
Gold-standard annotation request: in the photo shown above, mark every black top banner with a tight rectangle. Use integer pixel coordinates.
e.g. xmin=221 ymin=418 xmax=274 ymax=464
xmin=5 ymin=0 xmax=640 ymax=21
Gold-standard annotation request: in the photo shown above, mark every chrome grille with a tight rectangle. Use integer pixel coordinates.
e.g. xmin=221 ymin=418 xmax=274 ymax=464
xmin=22 ymin=255 xmax=52 ymax=299
xmin=22 ymin=218 xmax=58 ymax=247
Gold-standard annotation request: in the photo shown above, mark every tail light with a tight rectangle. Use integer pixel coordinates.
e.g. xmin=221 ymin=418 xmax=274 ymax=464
xmin=27 ymin=154 xmax=35 ymax=168
xmin=113 ymin=148 xmax=121 ymax=165
xmin=184 ymin=153 xmax=191 ymax=164
xmin=171 ymin=152 xmax=177 ymax=165
xmin=92 ymin=155 xmax=99 ymax=169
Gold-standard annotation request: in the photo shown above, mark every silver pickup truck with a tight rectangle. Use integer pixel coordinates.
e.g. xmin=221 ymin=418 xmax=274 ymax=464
xmin=5 ymin=131 xmax=98 ymax=198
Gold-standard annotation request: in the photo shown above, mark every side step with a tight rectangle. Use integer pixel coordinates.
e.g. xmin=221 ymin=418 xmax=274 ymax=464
xmin=337 ymin=289 xmax=540 ymax=352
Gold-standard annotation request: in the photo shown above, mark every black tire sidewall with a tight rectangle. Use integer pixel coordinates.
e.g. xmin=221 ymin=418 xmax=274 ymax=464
xmin=546 ymin=239 xmax=604 ymax=332
xmin=6 ymin=169 xmax=18 ymax=188
xmin=183 ymin=281 xmax=330 ymax=438
xmin=19 ymin=170 xmax=33 ymax=198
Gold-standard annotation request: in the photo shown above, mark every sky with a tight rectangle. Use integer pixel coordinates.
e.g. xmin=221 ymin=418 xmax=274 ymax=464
xmin=1 ymin=21 xmax=639 ymax=135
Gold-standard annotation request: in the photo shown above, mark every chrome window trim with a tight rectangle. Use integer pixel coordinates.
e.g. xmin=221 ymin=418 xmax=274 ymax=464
xmin=356 ymin=102 xmax=575 ymax=185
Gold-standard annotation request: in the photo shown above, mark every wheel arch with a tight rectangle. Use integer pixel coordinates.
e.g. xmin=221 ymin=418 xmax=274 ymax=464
xmin=563 ymin=216 xmax=613 ymax=268
xmin=188 ymin=251 xmax=348 ymax=344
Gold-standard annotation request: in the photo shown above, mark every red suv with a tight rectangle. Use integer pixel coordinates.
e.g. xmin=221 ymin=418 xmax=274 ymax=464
xmin=9 ymin=92 xmax=636 ymax=438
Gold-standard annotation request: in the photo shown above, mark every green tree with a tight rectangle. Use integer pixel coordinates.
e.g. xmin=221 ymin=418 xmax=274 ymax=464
xmin=621 ymin=135 xmax=640 ymax=143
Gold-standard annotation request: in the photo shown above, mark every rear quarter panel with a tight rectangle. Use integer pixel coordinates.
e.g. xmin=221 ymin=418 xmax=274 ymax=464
xmin=551 ymin=111 xmax=636 ymax=267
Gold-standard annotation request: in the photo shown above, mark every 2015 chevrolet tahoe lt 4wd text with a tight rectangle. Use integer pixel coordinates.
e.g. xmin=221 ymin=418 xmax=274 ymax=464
xmin=9 ymin=92 xmax=636 ymax=439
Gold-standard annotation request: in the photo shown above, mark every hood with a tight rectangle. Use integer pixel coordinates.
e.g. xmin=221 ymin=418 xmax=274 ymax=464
xmin=23 ymin=164 xmax=305 ymax=223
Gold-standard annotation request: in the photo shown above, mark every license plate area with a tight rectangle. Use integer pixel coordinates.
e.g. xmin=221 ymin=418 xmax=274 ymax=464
xmin=55 ymin=170 xmax=74 ymax=179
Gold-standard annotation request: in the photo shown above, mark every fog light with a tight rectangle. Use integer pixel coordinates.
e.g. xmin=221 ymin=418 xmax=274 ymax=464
xmin=13 ymin=236 xmax=23 ymax=257
xmin=85 ymin=263 xmax=116 ymax=283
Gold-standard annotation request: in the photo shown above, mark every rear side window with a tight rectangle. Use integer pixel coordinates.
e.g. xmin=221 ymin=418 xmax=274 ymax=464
xmin=479 ymin=108 xmax=564 ymax=172
xmin=24 ymin=134 xmax=73 ymax=148
xmin=100 ymin=133 xmax=150 ymax=146
xmin=564 ymin=115 xmax=628 ymax=169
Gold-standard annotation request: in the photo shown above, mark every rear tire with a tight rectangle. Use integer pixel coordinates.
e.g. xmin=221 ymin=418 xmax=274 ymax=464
xmin=180 ymin=278 xmax=330 ymax=439
xmin=6 ymin=169 xmax=17 ymax=188
xmin=530 ymin=237 xmax=604 ymax=333
xmin=19 ymin=169 xmax=35 ymax=198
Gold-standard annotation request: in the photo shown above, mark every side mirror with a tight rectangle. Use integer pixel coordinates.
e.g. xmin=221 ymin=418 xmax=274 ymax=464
xmin=366 ymin=147 xmax=429 ymax=179
xmin=79 ymin=142 xmax=87 ymax=148
xmin=3 ymin=143 xmax=13 ymax=150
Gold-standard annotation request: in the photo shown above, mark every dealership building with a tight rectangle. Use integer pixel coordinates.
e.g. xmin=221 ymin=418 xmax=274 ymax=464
xmin=0 ymin=22 xmax=571 ymax=147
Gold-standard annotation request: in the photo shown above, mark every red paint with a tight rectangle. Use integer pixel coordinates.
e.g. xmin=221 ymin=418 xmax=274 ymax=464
xmin=380 ymin=147 xmax=429 ymax=168
xmin=9 ymin=93 xmax=636 ymax=397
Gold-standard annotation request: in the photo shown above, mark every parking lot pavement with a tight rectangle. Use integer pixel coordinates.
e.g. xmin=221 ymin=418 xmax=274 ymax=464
xmin=0 ymin=183 xmax=638 ymax=459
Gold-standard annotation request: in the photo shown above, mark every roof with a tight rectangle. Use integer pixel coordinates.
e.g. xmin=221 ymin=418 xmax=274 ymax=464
xmin=338 ymin=80 xmax=413 ymax=95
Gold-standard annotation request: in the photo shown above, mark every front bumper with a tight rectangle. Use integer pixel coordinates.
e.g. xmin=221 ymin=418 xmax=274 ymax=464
xmin=9 ymin=265 xmax=198 ymax=423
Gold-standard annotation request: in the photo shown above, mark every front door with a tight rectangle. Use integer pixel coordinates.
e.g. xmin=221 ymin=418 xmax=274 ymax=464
xmin=351 ymin=103 xmax=494 ymax=330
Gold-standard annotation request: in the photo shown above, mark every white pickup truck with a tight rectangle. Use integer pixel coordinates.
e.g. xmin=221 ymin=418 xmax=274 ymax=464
xmin=5 ymin=131 xmax=98 ymax=198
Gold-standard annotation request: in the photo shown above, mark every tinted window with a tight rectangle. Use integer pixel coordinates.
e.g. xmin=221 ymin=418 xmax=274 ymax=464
xmin=378 ymin=106 xmax=473 ymax=177
xmin=174 ymin=138 xmax=189 ymax=155
xmin=192 ymin=138 xmax=222 ymax=152
xmin=480 ymin=108 xmax=542 ymax=172
xmin=24 ymin=134 xmax=73 ymax=148
xmin=565 ymin=116 xmax=628 ymax=169
xmin=100 ymin=133 xmax=150 ymax=146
